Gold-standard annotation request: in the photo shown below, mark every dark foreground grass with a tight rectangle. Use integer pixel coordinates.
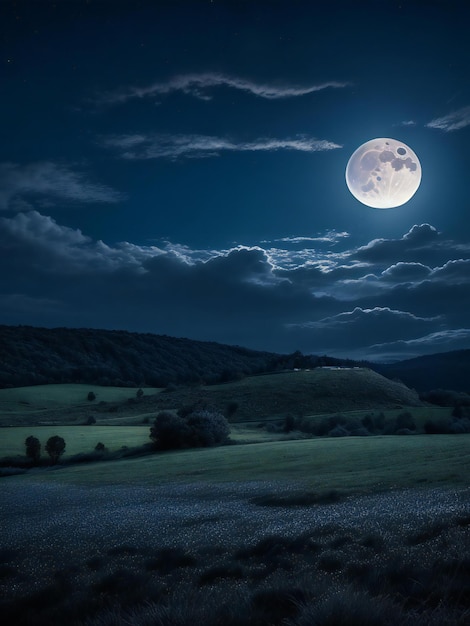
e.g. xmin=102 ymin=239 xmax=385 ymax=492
xmin=1 ymin=506 xmax=469 ymax=625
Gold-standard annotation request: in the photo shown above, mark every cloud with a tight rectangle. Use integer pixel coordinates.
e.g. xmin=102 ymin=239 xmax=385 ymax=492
xmin=0 ymin=162 xmax=124 ymax=211
xmin=381 ymin=262 xmax=432 ymax=282
xmin=367 ymin=329 xmax=470 ymax=361
xmin=353 ymin=224 xmax=444 ymax=265
xmin=0 ymin=211 xmax=161 ymax=273
xmin=101 ymin=133 xmax=342 ymax=160
xmin=287 ymin=307 xmax=442 ymax=353
xmin=265 ymin=231 xmax=350 ymax=246
xmin=396 ymin=120 xmax=416 ymax=127
xmin=98 ymin=72 xmax=350 ymax=105
xmin=2 ymin=213 xmax=470 ymax=361
xmin=426 ymin=106 xmax=470 ymax=131
xmin=295 ymin=307 xmax=440 ymax=330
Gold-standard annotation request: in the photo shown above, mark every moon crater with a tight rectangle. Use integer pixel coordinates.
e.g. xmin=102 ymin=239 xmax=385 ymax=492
xmin=346 ymin=138 xmax=421 ymax=208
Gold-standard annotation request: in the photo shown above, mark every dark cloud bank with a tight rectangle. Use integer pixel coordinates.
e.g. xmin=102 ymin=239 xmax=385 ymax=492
xmin=1 ymin=212 xmax=470 ymax=362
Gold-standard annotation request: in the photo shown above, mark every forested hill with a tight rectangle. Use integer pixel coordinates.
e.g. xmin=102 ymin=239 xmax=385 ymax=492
xmin=0 ymin=326 xmax=357 ymax=389
xmin=373 ymin=350 xmax=470 ymax=393
xmin=0 ymin=325 xmax=293 ymax=388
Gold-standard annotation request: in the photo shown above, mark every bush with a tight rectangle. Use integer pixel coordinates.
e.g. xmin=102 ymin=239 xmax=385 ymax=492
xmin=25 ymin=435 xmax=41 ymax=463
xmin=149 ymin=411 xmax=190 ymax=450
xmin=87 ymin=391 xmax=96 ymax=401
xmin=85 ymin=415 xmax=96 ymax=425
xmin=395 ymin=411 xmax=416 ymax=431
xmin=45 ymin=435 xmax=66 ymax=463
xmin=225 ymin=401 xmax=239 ymax=419
xmin=283 ymin=414 xmax=296 ymax=433
xmin=187 ymin=410 xmax=230 ymax=446
xmin=95 ymin=442 xmax=106 ymax=452
xmin=328 ymin=425 xmax=350 ymax=437
xmin=449 ymin=418 xmax=470 ymax=433
xmin=150 ymin=409 xmax=230 ymax=450
xmin=136 ymin=388 xmax=144 ymax=398
xmin=424 ymin=419 xmax=451 ymax=434
xmin=420 ymin=389 xmax=470 ymax=407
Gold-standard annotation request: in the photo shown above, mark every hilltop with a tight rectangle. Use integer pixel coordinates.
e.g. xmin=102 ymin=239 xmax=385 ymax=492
xmin=143 ymin=368 xmax=422 ymax=421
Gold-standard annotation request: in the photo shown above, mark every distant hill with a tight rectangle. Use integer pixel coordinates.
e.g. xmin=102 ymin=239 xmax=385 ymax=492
xmin=372 ymin=350 xmax=470 ymax=393
xmin=0 ymin=325 xmax=361 ymax=390
xmin=143 ymin=368 xmax=422 ymax=421
xmin=1 ymin=324 xmax=468 ymax=394
xmin=0 ymin=369 xmax=422 ymax=426
xmin=0 ymin=325 xmax=287 ymax=389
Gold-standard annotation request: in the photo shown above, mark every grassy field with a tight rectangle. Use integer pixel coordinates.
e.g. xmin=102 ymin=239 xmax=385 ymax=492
xmin=1 ymin=381 xmax=469 ymax=625
xmin=0 ymin=425 xmax=153 ymax=458
xmin=0 ymin=368 xmax=421 ymax=426
xmin=0 ymin=369 xmax=426 ymax=428
xmin=0 ymin=383 xmax=161 ymax=414
xmin=11 ymin=434 xmax=469 ymax=492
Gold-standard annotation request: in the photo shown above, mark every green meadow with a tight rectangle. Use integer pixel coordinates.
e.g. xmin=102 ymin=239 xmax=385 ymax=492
xmin=0 ymin=425 xmax=151 ymax=458
xmin=7 ymin=433 xmax=468 ymax=493
xmin=0 ymin=383 xmax=161 ymax=415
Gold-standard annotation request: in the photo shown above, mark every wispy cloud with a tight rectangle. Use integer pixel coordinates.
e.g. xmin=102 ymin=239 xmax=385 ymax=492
xmin=265 ymin=231 xmax=350 ymax=245
xmin=0 ymin=162 xmax=124 ymax=211
xmin=426 ymin=106 xmax=470 ymax=131
xmin=367 ymin=329 xmax=470 ymax=361
xmin=395 ymin=120 xmax=416 ymax=127
xmin=102 ymin=133 xmax=342 ymax=160
xmin=97 ymin=72 xmax=350 ymax=105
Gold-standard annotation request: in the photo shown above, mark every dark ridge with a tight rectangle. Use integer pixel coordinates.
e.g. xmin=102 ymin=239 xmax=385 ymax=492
xmin=370 ymin=350 xmax=470 ymax=393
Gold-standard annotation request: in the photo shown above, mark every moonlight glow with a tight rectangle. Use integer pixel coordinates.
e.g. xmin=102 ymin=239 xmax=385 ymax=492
xmin=345 ymin=138 xmax=422 ymax=209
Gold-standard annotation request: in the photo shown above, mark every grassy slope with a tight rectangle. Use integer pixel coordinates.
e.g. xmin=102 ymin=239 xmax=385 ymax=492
xmin=144 ymin=368 xmax=423 ymax=421
xmin=0 ymin=384 xmax=161 ymax=413
xmin=0 ymin=405 xmax=454 ymax=458
xmin=14 ymin=434 xmax=470 ymax=492
xmin=0 ymin=369 xmax=422 ymax=427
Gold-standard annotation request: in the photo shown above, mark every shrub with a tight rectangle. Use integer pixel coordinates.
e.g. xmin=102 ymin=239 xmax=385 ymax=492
xmin=136 ymin=388 xmax=144 ymax=398
xmin=328 ymin=425 xmax=350 ymax=437
xmin=149 ymin=411 xmax=190 ymax=449
xmin=45 ymin=435 xmax=66 ymax=463
xmin=85 ymin=415 xmax=96 ymax=425
xmin=87 ymin=391 xmax=96 ymax=401
xmin=226 ymin=401 xmax=239 ymax=419
xmin=449 ymin=418 xmax=470 ymax=433
xmin=420 ymin=389 xmax=470 ymax=407
xmin=395 ymin=411 xmax=416 ymax=431
xmin=187 ymin=410 xmax=230 ymax=447
xmin=424 ymin=419 xmax=451 ymax=434
xmin=283 ymin=414 xmax=296 ymax=433
xmin=150 ymin=409 xmax=230 ymax=450
xmin=95 ymin=442 xmax=106 ymax=452
xmin=25 ymin=435 xmax=41 ymax=463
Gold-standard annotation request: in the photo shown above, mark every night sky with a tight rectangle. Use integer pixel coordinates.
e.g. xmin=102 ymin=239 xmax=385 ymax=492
xmin=2 ymin=0 xmax=470 ymax=362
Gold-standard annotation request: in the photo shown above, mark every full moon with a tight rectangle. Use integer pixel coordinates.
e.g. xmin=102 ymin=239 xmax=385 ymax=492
xmin=345 ymin=138 xmax=421 ymax=208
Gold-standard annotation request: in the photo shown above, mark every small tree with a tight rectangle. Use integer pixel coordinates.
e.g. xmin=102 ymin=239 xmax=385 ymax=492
xmin=25 ymin=435 xmax=41 ymax=463
xmin=87 ymin=391 xmax=96 ymax=402
xmin=95 ymin=442 xmax=106 ymax=452
xmin=136 ymin=388 xmax=144 ymax=399
xmin=86 ymin=415 xmax=96 ymax=425
xmin=45 ymin=435 xmax=66 ymax=464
